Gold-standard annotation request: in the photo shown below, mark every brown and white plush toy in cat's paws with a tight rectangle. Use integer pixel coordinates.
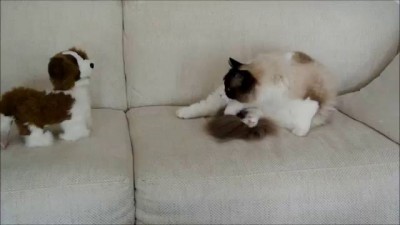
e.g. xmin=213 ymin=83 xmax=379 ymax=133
xmin=207 ymin=107 xmax=278 ymax=140
xmin=0 ymin=47 xmax=94 ymax=148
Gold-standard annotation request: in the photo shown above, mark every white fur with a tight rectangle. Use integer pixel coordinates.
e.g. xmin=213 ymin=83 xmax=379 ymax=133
xmin=0 ymin=50 xmax=93 ymax=148
xmin=254 ymin=52 xmax=337 ymax=130
xmin=58 ymin=79 xmax=91 ymax=141
xmin=62 ymin=51 xmax=93 ymax=80
xmin=177 ymin=86 xmax=319 ymax=136
xmin=264 ymin=97 xmax=319 ymax=136
xmin=22 ymin=83 xmax=92 ymax=146
xmin=254 ymin=82 xmax=319 ymax=136
xmin=24 ymin=125 xmax=54 ymax=147
xmin=224 ymin=100 xmax=244 ymax=115
xmin=176 ymin=87 xmax=242 ymax=118
xmin=45 ymin=81 xmax=92 ymax=141
xmin=1 ymin=114 xmax=13 ymax=148
xmin=58 ymin=51 xmax=93 ymax=141
xmin=176 ymin=51 xmax=336 ymax=137
xmin=224 ymin=101 xmax=264 ymax=128
xmin=176 ymin=85 xmax=229 ymax=119
xmin=285 ymin=52 xmax=294 ymax=61
xmin=1 ymin=114 xmax=13 ymax=136
xmin=34 ymin=82 xmax=92 ymax=143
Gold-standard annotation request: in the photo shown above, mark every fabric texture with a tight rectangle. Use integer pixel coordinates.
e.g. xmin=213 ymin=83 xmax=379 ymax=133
xmin=1 ymin=1 xmax=127 ymax=109
xmin=338 ymin=54 xmax=400 ymax=143
xmin=127 ymin=106 xmax=399 ymax=224
xmin=1 ymin=109 xmax=134 ymax=224
xmin=123 ymin=1 xmax=399 ymax=107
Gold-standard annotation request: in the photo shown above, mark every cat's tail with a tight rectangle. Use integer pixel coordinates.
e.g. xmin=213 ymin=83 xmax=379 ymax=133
xmin=206 ymin=114 xmax=277 ymax=140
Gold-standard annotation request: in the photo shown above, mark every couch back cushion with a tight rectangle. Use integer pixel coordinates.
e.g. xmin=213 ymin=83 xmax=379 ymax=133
xmin=338 ymin=54 xmax=399 ymax=143
xmin=1 ymin=1 xmax=127 ymax=109
xmin=123 ymin=1 xmax=399 ymax=107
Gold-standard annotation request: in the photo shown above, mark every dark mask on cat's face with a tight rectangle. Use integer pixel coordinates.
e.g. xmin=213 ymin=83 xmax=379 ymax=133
xmin=223 ymin=58 xmax=257 ymax=103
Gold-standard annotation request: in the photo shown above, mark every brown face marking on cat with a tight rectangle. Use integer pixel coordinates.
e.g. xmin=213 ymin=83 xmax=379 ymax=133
xmin=224 ymin=70 xmax=258 ymax=103
xmin=224 ymin=58 xmax=258 ymax=103
xmin=293 ymin=51 xmax=313 ymax=63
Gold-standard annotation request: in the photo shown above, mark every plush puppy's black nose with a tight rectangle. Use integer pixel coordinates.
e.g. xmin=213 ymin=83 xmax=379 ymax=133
xmin=90 ymin=63 xmax=94 ymax=68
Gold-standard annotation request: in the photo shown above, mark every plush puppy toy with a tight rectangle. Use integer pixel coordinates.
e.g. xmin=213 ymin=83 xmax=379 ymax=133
xmin=0 ymin=47 xmax=94 ymax=148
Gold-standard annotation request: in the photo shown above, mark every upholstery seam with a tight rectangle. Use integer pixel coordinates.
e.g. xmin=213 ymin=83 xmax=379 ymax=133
xmin=121 ymin=0 xmax=128 ymax=112
xmin=125 ymin=106 xmax=137 ymax=224
xmin=337 ymin=110 xmax=399 ymax=144
xmin=2 ymin=179 xmax=132 ymax=193
xmin=92 ymin=106 xmax=126 ymax=111
xmin=121 ymin=1 xmax=138 ymax=222
xmin=136 ymin=161 xmax=399 ymax=182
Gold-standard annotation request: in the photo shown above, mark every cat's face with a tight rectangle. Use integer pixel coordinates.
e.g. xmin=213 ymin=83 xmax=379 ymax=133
xmin=223 ymin=58 xmax=257 ymax=103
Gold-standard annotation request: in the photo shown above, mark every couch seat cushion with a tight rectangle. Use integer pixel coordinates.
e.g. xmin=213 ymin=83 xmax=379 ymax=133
xmin=1 ymin=109 xmax=134 ymax=224
xmin=127 ymin=106 xmax=399 ymax=224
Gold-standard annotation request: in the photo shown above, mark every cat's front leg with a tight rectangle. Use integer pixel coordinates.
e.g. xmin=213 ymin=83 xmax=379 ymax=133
xmin=176 ymin=85 xmax=229 ymax=119
xmin=224 ymin=100 xmax=244 ymax=115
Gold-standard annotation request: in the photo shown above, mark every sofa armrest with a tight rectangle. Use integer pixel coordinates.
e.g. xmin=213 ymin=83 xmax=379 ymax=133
xmin=338 ymin=54 xmax=399 ymax=143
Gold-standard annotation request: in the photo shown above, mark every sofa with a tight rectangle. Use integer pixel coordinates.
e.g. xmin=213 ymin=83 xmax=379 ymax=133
xmin=1 ymin=1 xmax=399 ymax=224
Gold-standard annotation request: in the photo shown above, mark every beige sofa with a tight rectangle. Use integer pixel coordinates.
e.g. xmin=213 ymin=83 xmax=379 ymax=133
xmin=1 ymin=1 xmax=399 ymax=224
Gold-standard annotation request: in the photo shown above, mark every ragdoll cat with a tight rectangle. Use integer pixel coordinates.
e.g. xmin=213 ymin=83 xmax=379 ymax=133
xmin=177 ymin=51 xmax=337 ymax=137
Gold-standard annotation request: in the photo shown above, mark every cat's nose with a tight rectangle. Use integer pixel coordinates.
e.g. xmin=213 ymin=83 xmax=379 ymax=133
xmin=90 ymin=63 xmax=94 ymax=69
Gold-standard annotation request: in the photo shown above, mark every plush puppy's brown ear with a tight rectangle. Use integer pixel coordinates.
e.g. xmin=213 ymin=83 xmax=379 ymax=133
xmin=48 ymin=55 xmax=79 ymax=90
xmin=48 ymin=57 xmax=66 ymax=80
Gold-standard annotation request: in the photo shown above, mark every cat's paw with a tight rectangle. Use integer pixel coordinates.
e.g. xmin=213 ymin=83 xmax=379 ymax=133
xmin=242 ymin=116 xmax=258 ymax=128
xmin=291 ymin=126 xmax=310 ymax=137
xmin=176 ymin=107 xmax=192 ymax=119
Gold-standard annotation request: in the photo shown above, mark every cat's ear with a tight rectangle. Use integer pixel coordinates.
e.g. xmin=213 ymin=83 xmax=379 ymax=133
xmin=229 ymin=57 xmax=243 ymax=69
